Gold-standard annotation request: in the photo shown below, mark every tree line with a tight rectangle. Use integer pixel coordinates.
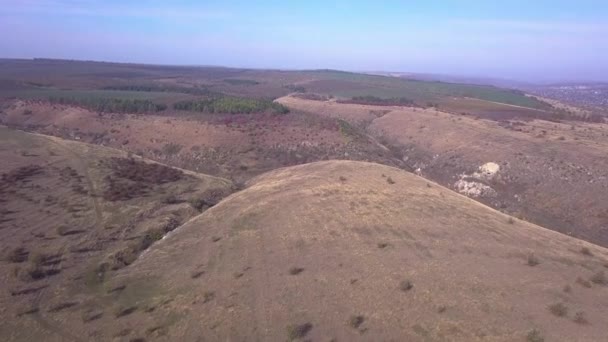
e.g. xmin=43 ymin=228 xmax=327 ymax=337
xmin=48 ymin=96 xmax=167 ymax=113
xmin=174 ymin=96 xmax=289 ymax=114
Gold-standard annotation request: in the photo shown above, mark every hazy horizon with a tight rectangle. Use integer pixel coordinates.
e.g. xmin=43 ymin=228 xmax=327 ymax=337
xmin=1 ymin=0 xmax=607 ymax=83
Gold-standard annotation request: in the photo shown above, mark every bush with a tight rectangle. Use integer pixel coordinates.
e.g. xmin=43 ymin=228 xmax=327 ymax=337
xmin=548 ymin=302 xmax=568 ymax=317
xmin=527 ymin=329 xmax=544 ymax=342
xmin=527 ymin=253 xmax=540 ymax=266
xmin=400 ymin=280 xmax=413 ymax=292
xmin=590 ymin=271 xmax=607 ymax=285
xmin=287 ymin=323 xmax=312 ymax=340
xmin=573 ymin=311 xmax=588 ymax=324
xmin=349 ymin=315 xmax=365 ymax=329
xmin=6 ymin=247 xmax=28 ymax=263
xmin=580 ymin=247 xmax=593 ymax=256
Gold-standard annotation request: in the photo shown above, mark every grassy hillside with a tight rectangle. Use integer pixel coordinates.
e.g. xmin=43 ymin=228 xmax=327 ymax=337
xmin=92 ymin=161 xmax=607 ymax=341
xmin=0 ymin=127 xmax=234 ymax=341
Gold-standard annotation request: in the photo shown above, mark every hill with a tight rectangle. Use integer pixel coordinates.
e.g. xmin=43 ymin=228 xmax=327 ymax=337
xmin=21 ymin=160 xmax=605 ymax=341
xmin=0 ymin=127 xmax=235 ymax=341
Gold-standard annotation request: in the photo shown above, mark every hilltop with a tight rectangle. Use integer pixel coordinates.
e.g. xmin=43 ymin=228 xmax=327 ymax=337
xmin=21 ymin=160 xmax=604 ymax=341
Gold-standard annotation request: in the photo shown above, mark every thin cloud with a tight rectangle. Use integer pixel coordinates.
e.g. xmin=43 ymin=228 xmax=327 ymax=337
xmin=449 ymin=18 xmax=608 ymax=34
xmin=0 ymin=0 xmax=231 ymax=20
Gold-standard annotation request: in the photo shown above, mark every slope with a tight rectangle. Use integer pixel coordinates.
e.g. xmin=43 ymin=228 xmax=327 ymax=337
xmin=0 ymin=127 xmax=235 ymax=341
xmin=72 ymin=161 xmax=608 ymax=341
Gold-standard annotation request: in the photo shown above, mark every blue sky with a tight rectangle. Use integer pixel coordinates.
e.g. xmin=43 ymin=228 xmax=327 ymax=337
xmin=1 ymin=0 xmax=607 ymax=82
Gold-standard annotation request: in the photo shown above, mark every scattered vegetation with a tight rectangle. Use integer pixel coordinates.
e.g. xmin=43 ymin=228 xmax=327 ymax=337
xmin=548 ymin=302 xmax=568 ymax=317
xmin=48 ymin=96 xmax=167 ymax=113
xmin=109 ymin=217 xmax=180 ymax=270
xmin=101 ymin=157 xmax=184 ymax=201
xmin=174 ymin=95 xmax=289 ymax=114
xmin=162 ymin=143 xmax=183 ymax=155
xmin=188 ymin=188 xmax=231 ymax=211
xmin=526 ymin=329 xmax=544 ymax=342
xmin=287 ymin=322 xmax=313 ymax=340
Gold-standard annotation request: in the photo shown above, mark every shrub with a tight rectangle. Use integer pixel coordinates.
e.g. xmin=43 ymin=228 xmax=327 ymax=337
xmin=287 ymin=323 xmax=312 ymax=340
xmin=6 ymin=247 xmax=28 ymax=263
xmin=386 ymin=177 xmax=395 ymax=184
xmin=580 ymin=247 xmax=593 ymax=256
xmin=573 ymin=311 xmax=588 ymax=324
xmin=349 ymin=315 xmax=365 ymax=329
xmin=527 ymin=329 xmax=544 ymax=342
xmin=400 ymin=280 xmax=413 ymax=292
xmin=288 ymin=267 xmax=304 ymax=275
xmin=576 ymin=277 xmax=592 ymax=288
xmin=548 ymin=302 xmax=568 ymax=317
xmin=590 ymin=271 xmax=607 ymax=285
xmin=162 ymin=143 xmax=183 ymax=155
xmin=527 ymin=253 xmax=540 ymax=266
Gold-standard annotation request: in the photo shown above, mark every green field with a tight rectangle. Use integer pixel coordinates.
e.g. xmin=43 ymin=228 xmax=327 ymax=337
xmin=300 ymin=70 xmax=551 ymax=110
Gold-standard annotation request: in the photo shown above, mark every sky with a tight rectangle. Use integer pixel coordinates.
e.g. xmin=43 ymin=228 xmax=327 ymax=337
xmin=0 ymin=0 xmax=607 ymax=82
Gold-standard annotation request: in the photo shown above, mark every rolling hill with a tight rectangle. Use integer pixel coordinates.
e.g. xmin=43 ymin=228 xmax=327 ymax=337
xmin=12 ymin=160 xmax=603 ymax=341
